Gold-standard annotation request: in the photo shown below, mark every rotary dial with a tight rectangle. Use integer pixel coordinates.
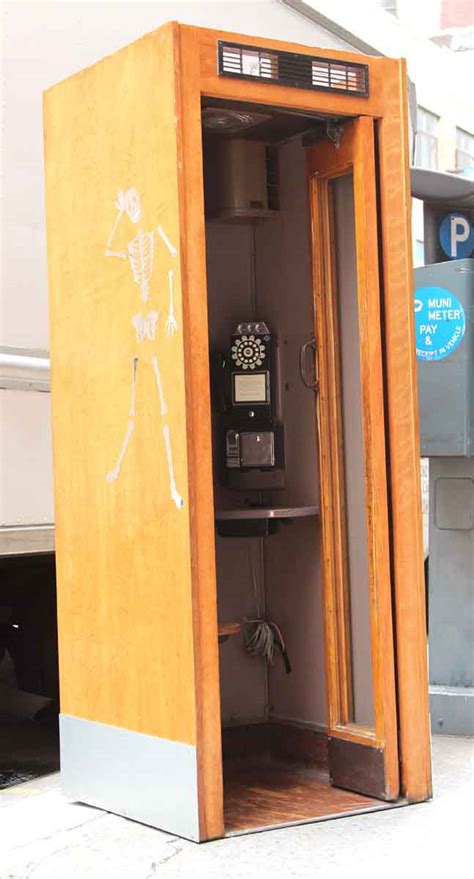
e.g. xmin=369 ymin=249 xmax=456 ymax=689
xmin=231 ymin=335 xmax=266 ymax=370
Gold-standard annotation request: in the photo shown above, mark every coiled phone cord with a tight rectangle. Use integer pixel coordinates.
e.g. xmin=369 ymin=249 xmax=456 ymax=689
xmin=243 ymin=547 xmax=292 ymax=675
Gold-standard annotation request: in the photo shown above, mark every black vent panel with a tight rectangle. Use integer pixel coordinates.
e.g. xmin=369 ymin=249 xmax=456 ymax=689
xmin=218 ymin=41 xmax=369 ymax=98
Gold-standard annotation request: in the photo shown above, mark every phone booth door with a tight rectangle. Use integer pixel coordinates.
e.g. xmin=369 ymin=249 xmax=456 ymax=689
xmin=307 ymin=118 xmax=399 ymax=799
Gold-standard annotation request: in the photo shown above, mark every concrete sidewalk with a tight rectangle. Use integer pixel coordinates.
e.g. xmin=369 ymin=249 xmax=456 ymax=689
xmin=1 ymin=735 xmax=472 ymax=879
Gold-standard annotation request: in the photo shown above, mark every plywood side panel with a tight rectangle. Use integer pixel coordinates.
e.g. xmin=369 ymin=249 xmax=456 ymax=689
xmin=44 ymin=25 xmax=196 ymax=744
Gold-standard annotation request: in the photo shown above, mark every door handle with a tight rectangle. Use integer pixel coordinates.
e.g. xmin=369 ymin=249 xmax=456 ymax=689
xmin=299 ymin=337 xmax=319 ymax=391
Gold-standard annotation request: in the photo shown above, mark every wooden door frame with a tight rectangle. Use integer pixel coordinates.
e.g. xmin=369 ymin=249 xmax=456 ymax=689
xmin=307 ymin=118 xmax=399 ymax=800
xmin=174 ymin=23 xmax=432 ymax=838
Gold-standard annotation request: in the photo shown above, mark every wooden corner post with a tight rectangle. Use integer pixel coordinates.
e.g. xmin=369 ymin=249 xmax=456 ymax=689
xmin=377 ymin=58 xmax=432 ymax=803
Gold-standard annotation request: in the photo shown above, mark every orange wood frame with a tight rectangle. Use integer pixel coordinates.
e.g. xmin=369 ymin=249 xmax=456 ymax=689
xmin=175 ymin=24 xmax=432 ymax=837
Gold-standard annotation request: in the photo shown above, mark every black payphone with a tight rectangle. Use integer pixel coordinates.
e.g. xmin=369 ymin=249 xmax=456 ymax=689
xmin=217 ymin=321 xmax=285 ymax=490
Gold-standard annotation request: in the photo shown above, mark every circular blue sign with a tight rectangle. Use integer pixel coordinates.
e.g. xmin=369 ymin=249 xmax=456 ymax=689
xmin=439 ymin=212 xmax=474 ymax=259
xmin=414 ymin=286 xmax=466 ymax=362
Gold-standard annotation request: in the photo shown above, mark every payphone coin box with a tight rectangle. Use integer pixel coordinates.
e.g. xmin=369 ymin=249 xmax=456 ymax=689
xmin=415 ymin=258 xmax=473 ymax=457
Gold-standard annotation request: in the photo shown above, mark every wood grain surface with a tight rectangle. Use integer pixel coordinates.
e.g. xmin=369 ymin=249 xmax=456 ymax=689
xmin=176 ymin=24 xmax=224 ymax=840
xmin=376 ymin=61 xmax=432 ymax=803
xmin=193 ymin=24 xmax=387 ymax=118
xmin=224 ymin=762 xmax=382 ymax=832
xmin=44 ymin=25 xmax=197 ymax=745
xmin=222 ymin=722 xmax=328 ymax=768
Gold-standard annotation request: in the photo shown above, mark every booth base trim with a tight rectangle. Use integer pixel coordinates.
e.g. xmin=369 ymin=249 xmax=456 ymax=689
xmin=59 ymin=714 xmax=200 ymax=840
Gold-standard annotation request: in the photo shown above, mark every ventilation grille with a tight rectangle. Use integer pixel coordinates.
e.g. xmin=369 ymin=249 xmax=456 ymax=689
xmin=218 ymin=41 xmax=369 ymax=98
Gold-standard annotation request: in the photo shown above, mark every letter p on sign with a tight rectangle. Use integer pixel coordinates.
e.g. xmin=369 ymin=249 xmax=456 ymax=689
xmin=450 ymin=215 xmax=469 ymax=257
xmin=439 ymin=212 xmax=474 ymax=260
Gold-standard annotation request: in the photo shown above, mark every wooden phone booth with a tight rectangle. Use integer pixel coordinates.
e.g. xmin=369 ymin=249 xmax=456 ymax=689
xmin=44 ymin=23 xmax=432 ymax=841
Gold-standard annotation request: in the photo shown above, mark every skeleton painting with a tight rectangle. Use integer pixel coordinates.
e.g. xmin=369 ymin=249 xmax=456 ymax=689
xmin=104 ymin=187 xmax=184 ymax=509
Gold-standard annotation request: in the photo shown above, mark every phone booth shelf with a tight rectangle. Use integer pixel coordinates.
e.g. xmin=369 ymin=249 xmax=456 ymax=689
xmin=215 ymin=505 xmax=319 ymax=537
xmin=44 ymin=22 xmax=431 ymax=841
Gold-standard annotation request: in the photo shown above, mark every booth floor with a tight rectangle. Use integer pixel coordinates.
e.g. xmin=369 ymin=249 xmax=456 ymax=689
xmin=224 ymin=762 xmax=385 ymax=833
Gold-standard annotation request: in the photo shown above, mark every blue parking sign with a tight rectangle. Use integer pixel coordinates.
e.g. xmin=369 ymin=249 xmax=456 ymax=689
xmin=414 ymin=286 xmax=466 ymax=361
xmin=439 ymin=212 xmax=474 ymax=259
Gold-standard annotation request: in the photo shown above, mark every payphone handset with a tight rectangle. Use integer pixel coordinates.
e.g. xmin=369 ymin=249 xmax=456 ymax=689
xmin=219 ymin=321 xmax=284 ymax=490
